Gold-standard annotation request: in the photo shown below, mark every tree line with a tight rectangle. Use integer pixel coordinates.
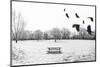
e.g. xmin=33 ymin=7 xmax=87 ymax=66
xmin=12 ymin=27 xmax=95 ymax=43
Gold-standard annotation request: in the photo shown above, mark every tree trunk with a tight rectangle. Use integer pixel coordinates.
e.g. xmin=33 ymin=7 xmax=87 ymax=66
xmin=16 ymin=39 xmax=17 ymax=43
xmin=55 ymin=39 xmax=56 ymax=42
xmin=16 ymin=33 xmax=18 ymax=43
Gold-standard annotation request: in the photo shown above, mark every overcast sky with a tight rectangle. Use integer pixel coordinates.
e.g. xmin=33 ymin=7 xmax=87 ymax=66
xmin=12 ymin=1 xmax=95 ymax=33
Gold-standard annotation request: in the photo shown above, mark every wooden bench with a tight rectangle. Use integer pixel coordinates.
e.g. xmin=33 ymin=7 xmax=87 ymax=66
xmin=47 ymin=47 xmax=62 ymax=54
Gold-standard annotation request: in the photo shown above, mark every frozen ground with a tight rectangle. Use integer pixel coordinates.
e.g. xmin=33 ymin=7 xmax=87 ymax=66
xmin=12 ymin=40 xmax=95 ymax=65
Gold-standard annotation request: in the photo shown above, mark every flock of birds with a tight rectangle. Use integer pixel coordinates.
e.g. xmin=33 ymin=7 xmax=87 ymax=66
xmin=64 ymin=8 xmax=94 ymax=35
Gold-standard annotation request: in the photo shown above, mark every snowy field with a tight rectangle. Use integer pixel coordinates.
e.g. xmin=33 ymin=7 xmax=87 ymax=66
xmin=12 ymin=40 xmax=95 ymax=66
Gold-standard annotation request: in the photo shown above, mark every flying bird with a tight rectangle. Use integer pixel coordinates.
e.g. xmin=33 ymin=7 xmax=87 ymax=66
xmin=87 ymin=25 xmax=92 ymax=35
xmin=88 ymin=17 xmax=93 ymax=22
xmin=83 ymin=20 xmax=85 ymax=24
xmin=75 ymin=13 xmax=80 ymax=18
xmin=64 ymin=8 xmax=66 ymax=12
xmin=72 ymin=24 xmax=80 ymax=32
xmin=66 ymin=13 xmax=69 ymax=18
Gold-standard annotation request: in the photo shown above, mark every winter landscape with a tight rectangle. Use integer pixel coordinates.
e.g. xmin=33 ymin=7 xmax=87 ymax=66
xmin=11 ymin=1 xmax=96 ymax=66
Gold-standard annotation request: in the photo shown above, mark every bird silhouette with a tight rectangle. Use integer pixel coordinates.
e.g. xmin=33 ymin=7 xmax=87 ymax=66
xmin=72 ymin=24 xmax=80 ymax=32
xmin=75 ymin=13 xmax=80 ymax=18
xmin=88 ymin=17 xmax=93 ymax=22
xmin=64 ymin=8 xmax=66 ymax=12
xmin=83 ymin=20 xmax=85 ymax=24
xmin=87 ymin=25 xmax=92 ymax=35
xmin=66 ymin=13 xmax=69 ymax=18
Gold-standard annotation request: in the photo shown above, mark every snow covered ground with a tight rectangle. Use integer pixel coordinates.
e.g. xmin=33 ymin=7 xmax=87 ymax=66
xmin=12 ymin=40 xmax=95 ymax=66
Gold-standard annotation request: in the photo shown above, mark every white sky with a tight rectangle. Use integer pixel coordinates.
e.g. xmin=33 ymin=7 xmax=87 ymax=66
xmin=12 ymin=1 xmax=95 ymax=33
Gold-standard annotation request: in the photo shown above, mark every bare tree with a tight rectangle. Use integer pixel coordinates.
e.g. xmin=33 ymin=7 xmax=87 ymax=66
xmin=79 ymin=28 xmax=88 ymax=39
xmin=51 ymin=28 xmax=61 ymax=42
xmin=43 ymin=32 xmax=48 ymax=40
xmin=34 ymin=30 xmax=43 ymax=40
xmin=61 ymin=28 xmax=70 ymax=39
xmin=12 ymin=10 xmax=26 ymax=43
